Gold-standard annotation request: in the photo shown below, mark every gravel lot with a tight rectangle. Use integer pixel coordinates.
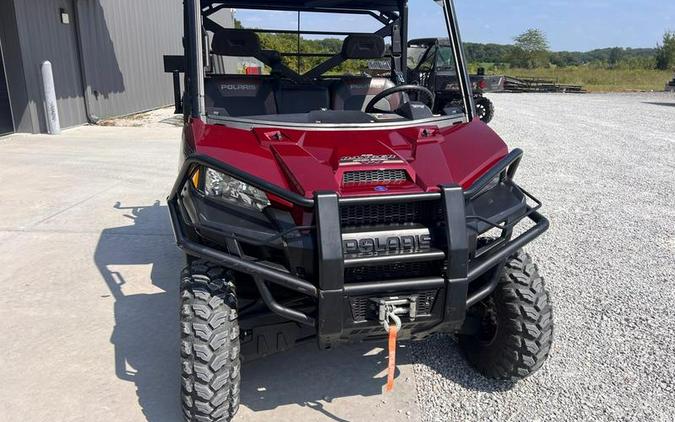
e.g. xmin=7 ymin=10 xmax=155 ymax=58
xmin=412 ymin=93 xmax=675 ymax=421
xmin=1 ymin=93 xmax=673 ymax=422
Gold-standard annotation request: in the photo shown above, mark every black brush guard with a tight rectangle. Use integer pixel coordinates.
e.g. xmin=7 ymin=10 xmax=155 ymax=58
xmin=168 ymin=148 xmax=549 ymax=347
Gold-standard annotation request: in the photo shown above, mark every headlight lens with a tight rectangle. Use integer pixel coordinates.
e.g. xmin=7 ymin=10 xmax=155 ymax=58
xmin=476 ymin=174 xmax=501 ymax=197
xmin=203 ymin=168 xmax=270 ymax=211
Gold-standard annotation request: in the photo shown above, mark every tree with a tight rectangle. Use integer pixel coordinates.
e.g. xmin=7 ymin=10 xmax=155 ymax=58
xmin=608 ymin=47 xmax=624 ymax=67
xmin=509 ymin=29 xmax=550 ymax=68
xmin=655 ymin=31 xmax=675 ymax=70
xmin=514 ymin=28 xmax=550 ymax=53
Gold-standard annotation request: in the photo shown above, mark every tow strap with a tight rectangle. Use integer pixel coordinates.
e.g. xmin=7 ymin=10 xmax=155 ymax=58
xmin=383 ymin=310 xmax=401 ymax=392
xmin=386 ymin=324 xmax=398 ymax=391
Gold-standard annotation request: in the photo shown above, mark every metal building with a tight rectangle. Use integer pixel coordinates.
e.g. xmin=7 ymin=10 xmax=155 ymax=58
xmin=0 ymin=0 xmax=206 ymax=135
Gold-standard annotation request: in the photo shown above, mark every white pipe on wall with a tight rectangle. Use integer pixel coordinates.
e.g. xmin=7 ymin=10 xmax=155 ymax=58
xmin=41 ymin=61 xmax=61 ymax=134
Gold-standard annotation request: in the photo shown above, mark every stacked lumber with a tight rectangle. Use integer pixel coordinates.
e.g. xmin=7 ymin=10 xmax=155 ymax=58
xmin=502 ymin=76 xmax=586 ymax=93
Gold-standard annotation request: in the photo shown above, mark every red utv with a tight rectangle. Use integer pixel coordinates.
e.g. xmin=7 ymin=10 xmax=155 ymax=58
xmin=165 ymin=1 xmax=552 ymax=421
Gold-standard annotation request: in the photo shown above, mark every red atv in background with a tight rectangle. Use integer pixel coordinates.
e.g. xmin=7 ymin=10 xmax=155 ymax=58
xmin=165 ymin=1 xmax=552 ymax=421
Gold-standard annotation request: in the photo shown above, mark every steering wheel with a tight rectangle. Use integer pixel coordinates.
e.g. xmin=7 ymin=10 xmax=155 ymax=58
xmin=365 ymin=84 xmax=435 ymax=114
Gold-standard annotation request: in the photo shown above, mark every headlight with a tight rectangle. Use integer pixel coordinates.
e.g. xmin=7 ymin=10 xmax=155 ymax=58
xmin=476 ymin=174 xmax=501 ymax=197
xmin=202 ymin=168 xmax=270 ymax=211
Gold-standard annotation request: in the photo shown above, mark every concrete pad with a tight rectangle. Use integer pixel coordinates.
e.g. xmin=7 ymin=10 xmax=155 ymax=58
xmin=237 ymin=342 xmax=419 ymax=422
xmin=0 ymin=230 xmax=182 ymax=422
xmin=0 ymin=126 xmax=420 ymax=422
xmin=0 ymin=126 xmax=181 ymax=230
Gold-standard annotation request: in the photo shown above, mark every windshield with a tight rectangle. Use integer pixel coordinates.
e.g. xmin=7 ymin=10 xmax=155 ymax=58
xmin=437 ymin=46 xmax=456 ymax=72
xmin=407 ymin=46 xmax=428 ymax=69
xmin=198 ymin=0 xmax=466 ymax=127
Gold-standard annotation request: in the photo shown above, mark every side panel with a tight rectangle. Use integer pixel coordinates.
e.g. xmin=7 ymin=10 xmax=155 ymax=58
xmin=75 ymin=0 xmax=183 ymax=119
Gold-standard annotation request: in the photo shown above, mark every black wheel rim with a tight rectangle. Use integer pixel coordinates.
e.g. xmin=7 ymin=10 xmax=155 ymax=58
xmin=477 ymin=301 xmax=499 ymax=345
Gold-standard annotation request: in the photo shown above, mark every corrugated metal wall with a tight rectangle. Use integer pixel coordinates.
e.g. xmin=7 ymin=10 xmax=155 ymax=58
xmin=75 ymin=0 xmax=183 ymax=119
xmin=4 ymin=0 xmax=184 ymax=132
xmin=12 ymin=0 xmax=88 ymax=131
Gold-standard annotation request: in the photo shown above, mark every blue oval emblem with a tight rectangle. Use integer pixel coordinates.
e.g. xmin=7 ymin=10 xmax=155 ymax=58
xmin=374 ymin=186 xmax=388 ymax=192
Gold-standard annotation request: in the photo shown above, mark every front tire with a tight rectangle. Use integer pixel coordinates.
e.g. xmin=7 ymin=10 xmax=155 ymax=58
xmin=475 ymin=96 xmax=495 ymax=123
xmin=181 ymin=261 xmax=241 ymax=422
xmin=459 ymin=250 xmax=553 ymax=380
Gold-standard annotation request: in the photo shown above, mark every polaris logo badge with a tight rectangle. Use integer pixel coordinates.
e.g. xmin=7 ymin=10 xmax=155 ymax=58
xmin=342 ymin=227 xmax=432 ymax=256
xmin=220 ymin=84 xmax=257 ymax=91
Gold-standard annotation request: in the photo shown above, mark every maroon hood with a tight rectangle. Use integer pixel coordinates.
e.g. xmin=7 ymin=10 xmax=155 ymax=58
xmin=191 ymin=119 xmax=508 ymax=199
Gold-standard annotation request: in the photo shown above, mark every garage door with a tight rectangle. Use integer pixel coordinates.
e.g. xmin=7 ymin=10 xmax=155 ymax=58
xmin=0 ymin=46 xmax=13 ymax=135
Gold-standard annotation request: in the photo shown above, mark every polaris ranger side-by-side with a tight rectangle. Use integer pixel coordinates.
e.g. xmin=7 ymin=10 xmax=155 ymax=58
xmin=166 ymin=1 xmax=552 ymax=420
xmin=407 ymin=37 xmax=496 ymax=122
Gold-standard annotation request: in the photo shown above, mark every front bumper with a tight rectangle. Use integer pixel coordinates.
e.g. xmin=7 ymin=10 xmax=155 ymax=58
xmin=168 ymin=149 xmax=549 ymax=348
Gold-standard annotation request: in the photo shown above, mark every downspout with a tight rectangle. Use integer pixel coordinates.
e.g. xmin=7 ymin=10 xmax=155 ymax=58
xmin=71 ymin=0 xmax=99 ymax=123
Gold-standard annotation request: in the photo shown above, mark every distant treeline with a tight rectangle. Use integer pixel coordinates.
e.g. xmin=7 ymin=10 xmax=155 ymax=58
xmin=234 ymin=17 xmax=675 ymax=73
xmin=465 ymin=43 xmax=658 ymax=68
xmin=253 ymin=34 xmax=661 ymax=72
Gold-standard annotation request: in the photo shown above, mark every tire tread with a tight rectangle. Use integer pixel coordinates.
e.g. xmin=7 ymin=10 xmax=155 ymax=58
xmin=181 ymin=260 xmax=240 ymax=422
xmin=460 ymin=250 xmax=553 ymax=380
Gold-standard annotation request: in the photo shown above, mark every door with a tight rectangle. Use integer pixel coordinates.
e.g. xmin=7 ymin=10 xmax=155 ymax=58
xmin=0 ymin=40 xmax=13 ymax=135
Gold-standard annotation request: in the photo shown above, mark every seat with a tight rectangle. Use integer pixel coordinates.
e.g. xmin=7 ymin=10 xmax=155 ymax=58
xmin=206 ymin=29 xmax=278 ymax=117
xmin=204 ymin=76 xmax=277 ymax=117
xmin=276 ymin=80 xmax=330 ymax=114
xmin=327 ymin=34 xmax=400 ymax=112
xmin=331 ymin=77 xmax=401 ymax=111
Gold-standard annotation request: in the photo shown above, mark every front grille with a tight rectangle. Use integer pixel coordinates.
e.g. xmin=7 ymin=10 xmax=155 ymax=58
xmin=340 ymin=199 xmax=447 ymax=289
xmin=345 ymin=261 xmax=442 ymax=283
xmin=349 ymin=290 xmax=439 ymax=321
xmin=416 ymin=290 xmax=438 ymax=315
xmin=340 ymin=202 xmax=442 ymax=226
xmin=349 ymin=297 xmax=371 ymax=322
xmin=342 ymin=169 xmax=408 ymax=186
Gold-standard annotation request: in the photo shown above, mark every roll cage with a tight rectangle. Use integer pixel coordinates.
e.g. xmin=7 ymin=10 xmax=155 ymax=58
xmin=167 ymin=0 xmax=475 ymax=122
xmin=202 ymin=3 xmax=406 ymax=81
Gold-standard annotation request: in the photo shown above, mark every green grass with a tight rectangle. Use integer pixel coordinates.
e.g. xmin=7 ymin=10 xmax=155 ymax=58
xmin=489 ymin=67 xmax=673 ymax=92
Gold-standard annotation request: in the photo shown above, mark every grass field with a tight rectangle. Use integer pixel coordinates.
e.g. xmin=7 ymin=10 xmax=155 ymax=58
xmin=489 ymin=67 xmax=673 ymax=92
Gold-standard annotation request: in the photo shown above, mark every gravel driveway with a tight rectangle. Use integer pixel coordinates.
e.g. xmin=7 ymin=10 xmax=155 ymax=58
xmin=1 ymin=93 xmax=673 ymax=422
xmin=412 ymin=93 xmax=675 ymax=421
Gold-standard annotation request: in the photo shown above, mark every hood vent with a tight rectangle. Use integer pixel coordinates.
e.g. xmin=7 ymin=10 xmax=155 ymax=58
xmin=342 ymin=169 xmax=408 ymax=186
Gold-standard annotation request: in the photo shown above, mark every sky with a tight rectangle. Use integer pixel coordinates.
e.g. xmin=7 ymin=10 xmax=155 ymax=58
xmin=233 ymin=0 xmax=675 ymax=52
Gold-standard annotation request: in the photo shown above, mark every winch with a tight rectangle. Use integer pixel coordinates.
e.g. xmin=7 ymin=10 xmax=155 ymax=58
xmin=371 ymin=296 xmax=420 ymax=392
xmin=371 ymin=295 xmax=419 ymax=329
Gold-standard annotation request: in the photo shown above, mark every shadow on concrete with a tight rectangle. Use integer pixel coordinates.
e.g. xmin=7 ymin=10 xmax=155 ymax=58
xmin=411 ymin=334 xmax=516 ymax=393
xmin=94 ymin=201 xmax=183 ymax=422
xmin=239 ymin=342 xmax=407 ymax=419
xmin=94 ymin=202 xmax=408 ymax=422
xmin=642 ymin=102 xmax=675 ymax=108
